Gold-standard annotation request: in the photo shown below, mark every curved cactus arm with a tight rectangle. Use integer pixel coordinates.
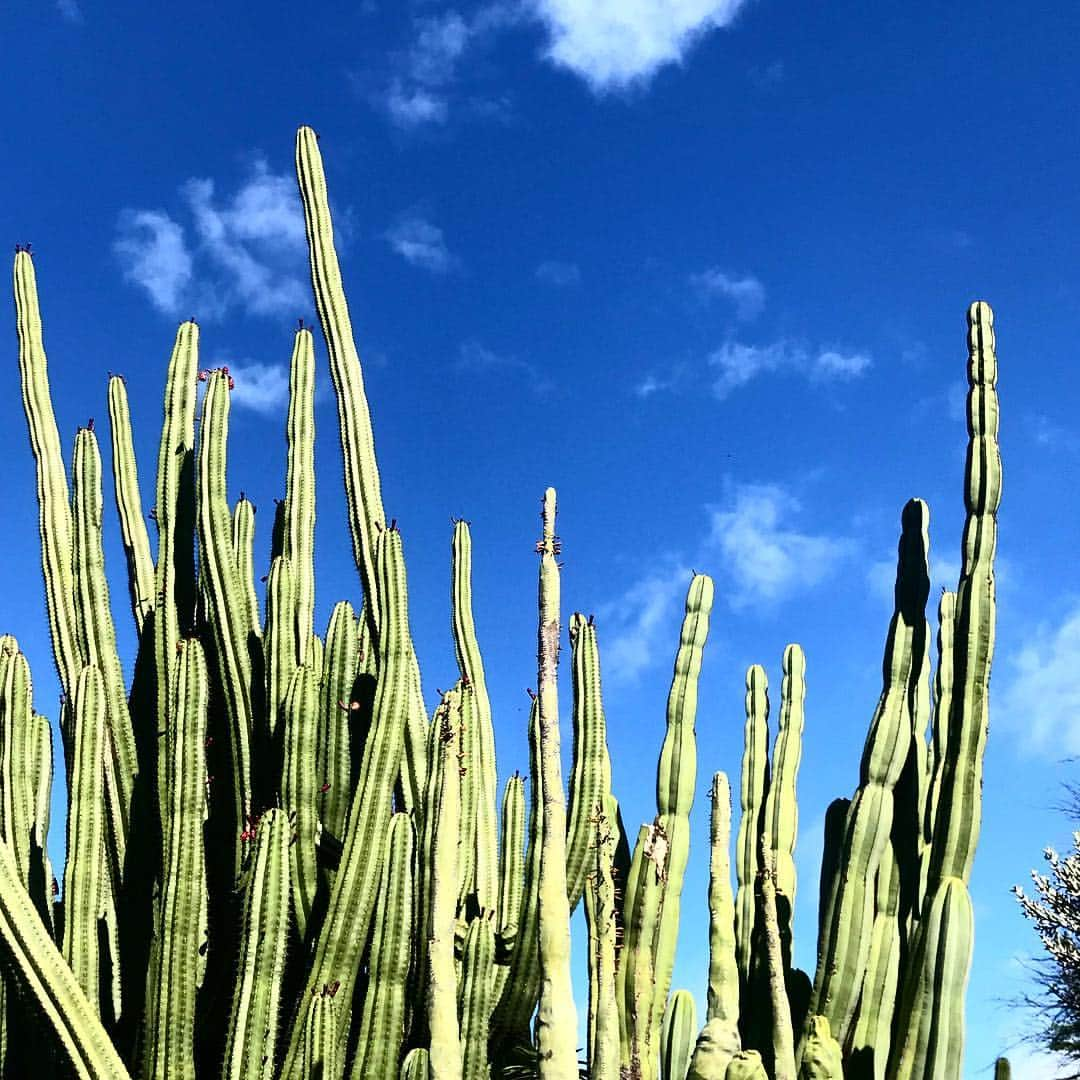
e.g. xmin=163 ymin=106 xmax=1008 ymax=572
xmin=350 ymin=811 xmax=414 ymax=1080
xmin=283 ymin=664 xmax=320 ymax=940
xmin=400 ymin=644 xmax=429 ymax=818
xmin=884 ymin=877 xmax=973 ymax=1080
xmin=534 ymin=488 xmax=580 ymax=1080
xmin=459 ymin=914 xmax=497 ymax=1080
xmin=926 ymin=301 xmax=1001 ymax=890
xmin=285 ymin=327 xmax=317 ymax=667
xmin=762 ymin=644 xmax=805 ymax=975
xmin=798 ymin=1017 xmax=842 ymax=1080
xmin=61 ymin=664 xmax=107 ymax=1012
xmin=13 ymin=252 xmax=83 ymax=715
xmin=0 ymin=837 xmax=131 ymax=1079
xmin=652 ymin=575 xmax=714 ymax=1044
xmin=803 ymin=498 xmax=930 ymax=1058
xmin=565 ymin=612 xmax=613 ymax=912
xmin=222 ymin=809 xmax=291 ymax=1080
xmin=815 ymin=798 xmax=849 ymax=952
xmin=107 ymin=375 xmax=155 ymax=638
xmin=496 ymin=773 xmax=526 ymax=945
xmin=294 ymin=126 xmax=386 ymax=635
xmin=141 ymin=638 xmax=209 ymax=1080
xmin=279 ymin=527 xmax=411 ymax=1078
xmin=317 ymin=601 xmax=360 ymax=849
xmin=427 ymin=691 xmax=463 ymax=1080
xmin=197 ymin=370 xmax=256 ymax=869
xmin=661 ymin=990 xmax=697 ymax=1080
xmin=450 ymin=520 xmax=498 ymax=911
xmin=734 ymin=665 xmax=769 ymax=1027
xmin=231 ymin=496 xmax=261 ymax=646
xmin=584 ymin=793 xmax=620 ymax=1080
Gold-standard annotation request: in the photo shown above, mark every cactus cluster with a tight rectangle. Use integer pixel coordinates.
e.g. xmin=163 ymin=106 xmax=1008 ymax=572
xmin=0 ymin=127 xmax=1001 ymax=1080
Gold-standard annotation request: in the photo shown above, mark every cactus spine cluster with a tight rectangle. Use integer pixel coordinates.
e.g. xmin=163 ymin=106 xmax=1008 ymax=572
xmin=0 ymin=129 xmax=1001 ymax=1080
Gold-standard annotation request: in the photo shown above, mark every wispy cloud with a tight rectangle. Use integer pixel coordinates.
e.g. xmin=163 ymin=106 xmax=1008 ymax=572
xmin=709 ymin=341 xmax=873 ymax=400
xmin=531 ymin=0 xmax=751 ymax=91
xmin=115 ymin=159 xmax=306 ymax=320
xmin=1029 ymin=413 xmax=1080 ymax=453
xmin=691 ymin=268 xmax=765 ymax=320
xmin=998 ymin=601 xmax=1080 ymax=756
xmin=57 ymin=0 xmax=82 ymax=23
xmin=115 ymin=211 xmax=193 ymax=314
xmin=386 ymin=214 xmax=458 ymax=273
xmin=596 ymin=562 xmax=694 ymax=684
xmin=455 ymin=340 xmax=552 ymax=395
xmin=226 ymin=362 xmax=290 ymax=416
xmin=707 ymin=483 xmax=855 ymax=609
xmin=377 ymin=6 xmax=515 ymax=128
xmin=536 ymin=260 xmax=581 ymax=286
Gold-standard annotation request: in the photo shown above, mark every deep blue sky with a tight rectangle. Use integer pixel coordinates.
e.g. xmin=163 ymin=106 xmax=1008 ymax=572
xmin=4 ymin=3 xmax=1080 ymax=1075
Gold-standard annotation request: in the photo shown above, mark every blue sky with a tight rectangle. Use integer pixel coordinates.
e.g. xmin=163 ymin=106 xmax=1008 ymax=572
xmin=4 ymin=2 xmax=1080 ymax=1076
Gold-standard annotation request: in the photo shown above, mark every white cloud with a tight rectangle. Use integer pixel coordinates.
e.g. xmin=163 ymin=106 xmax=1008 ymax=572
xmin=635 ymin=374 xmax=667 ymax=398
xmin=596 ymin=563 xmax=694 ymax=683
xmin=709 ymin=341 xmax=872 ymax=400
xmin=529 ymin=0 xmax=750 ymax=91
xmin=116 ymin=159 xmax=307 ymax=320
xmin=57 ymin=0 xmax=82 ymax=22
xmin=707 ymin=484 xmax=855 ymax=608
xmin=387 ymin=215 xmax=457 ymax=273
xmin=536 ymin=260 xmax=581 ymax=286
xmin=226 ymin=362 xmax=290 ymax=416
xmin=691 ymin=268 xmax=765 ymax=320
xmin=998 ymin=602 xmax=1080 ymax=756
xmin=378 ymin=6 xmax=515 ymax=128
xmin=115 ymin=211 xmax=194 ymax=315
xmin=814 ymin=350 xmax=872 ymax=380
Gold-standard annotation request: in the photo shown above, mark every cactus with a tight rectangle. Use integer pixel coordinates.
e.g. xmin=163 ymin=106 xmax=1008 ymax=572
xmin=1 ymin=128 xmax=1000 ymax=1080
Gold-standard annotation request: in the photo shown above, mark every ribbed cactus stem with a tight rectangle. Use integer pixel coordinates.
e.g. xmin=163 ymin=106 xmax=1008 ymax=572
xmin=734 ymin=665 xmax=769 ymax=1021
xmin=13 ymin=251 xmax=82 ymax=712
xmin=459 ymin=914 xmax=497 ymax=1080
xmin=762 ymin=644 xmax=805 ymax=973
xmin=926 ymin=301 xmax=1001 ymax=890
xmin=301 ymin=993 xmax=339 ymax=1080
xmin=724 ymin=1051 xmax=767 ymax=1079
xmin=428 ymin=690 xmax=463 ymax=1080
xmin=451 ymin=520 xmax=498 ymax=911
xmin=799 ymin=1017 xmax=842 ymax=1079
xmin=279 ymin=527 xmax=411 ymax=1078
xmin=757 ymin=839 xmax=795 ymax=1080
xmin=993 ymin=1058 xmax=1010 ymax=1080
xmin=350 ymin=812 xmax=414 ymax=1080
xmin=804 ymin=498 xmax=930 ymax=1057
xmin=282 ymin=664 xmax=320 ymax=939
xmin=0 ymin=644 xmax=34 ymax=884
xmin=61 ymin=665 xmax=107 ymax=1012
xmin=565 ymin=612 xmax=614 ymax=911
xmin=651 ymin=575 xmax=714 ymax=1044
xmin=231 ymin=496 xmax=260 ymax=646
xmin=197 ymin=369 xmax=255 ymax=870
xmin=584 ymin=794 xmax=620 ymax=1080
xmin=0 ymin=838 xmax=132 ymax=1079
xmin=107 ymin=375 xmax=155 ymax=638
xmin=534 ymin=487 xmax=579 ymax=1079
xmin=294 ymin=126 xmax=385 ymax=635
xmin=660 ymin=990 xmax=697 ymax=1080
xmin=141 ymin=638 xmax=208 ymax=1080
xmin=223 ymin=809 xmax=291 ymax=1080
xmin=285 ymin=327 xmax=317 ymax=666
